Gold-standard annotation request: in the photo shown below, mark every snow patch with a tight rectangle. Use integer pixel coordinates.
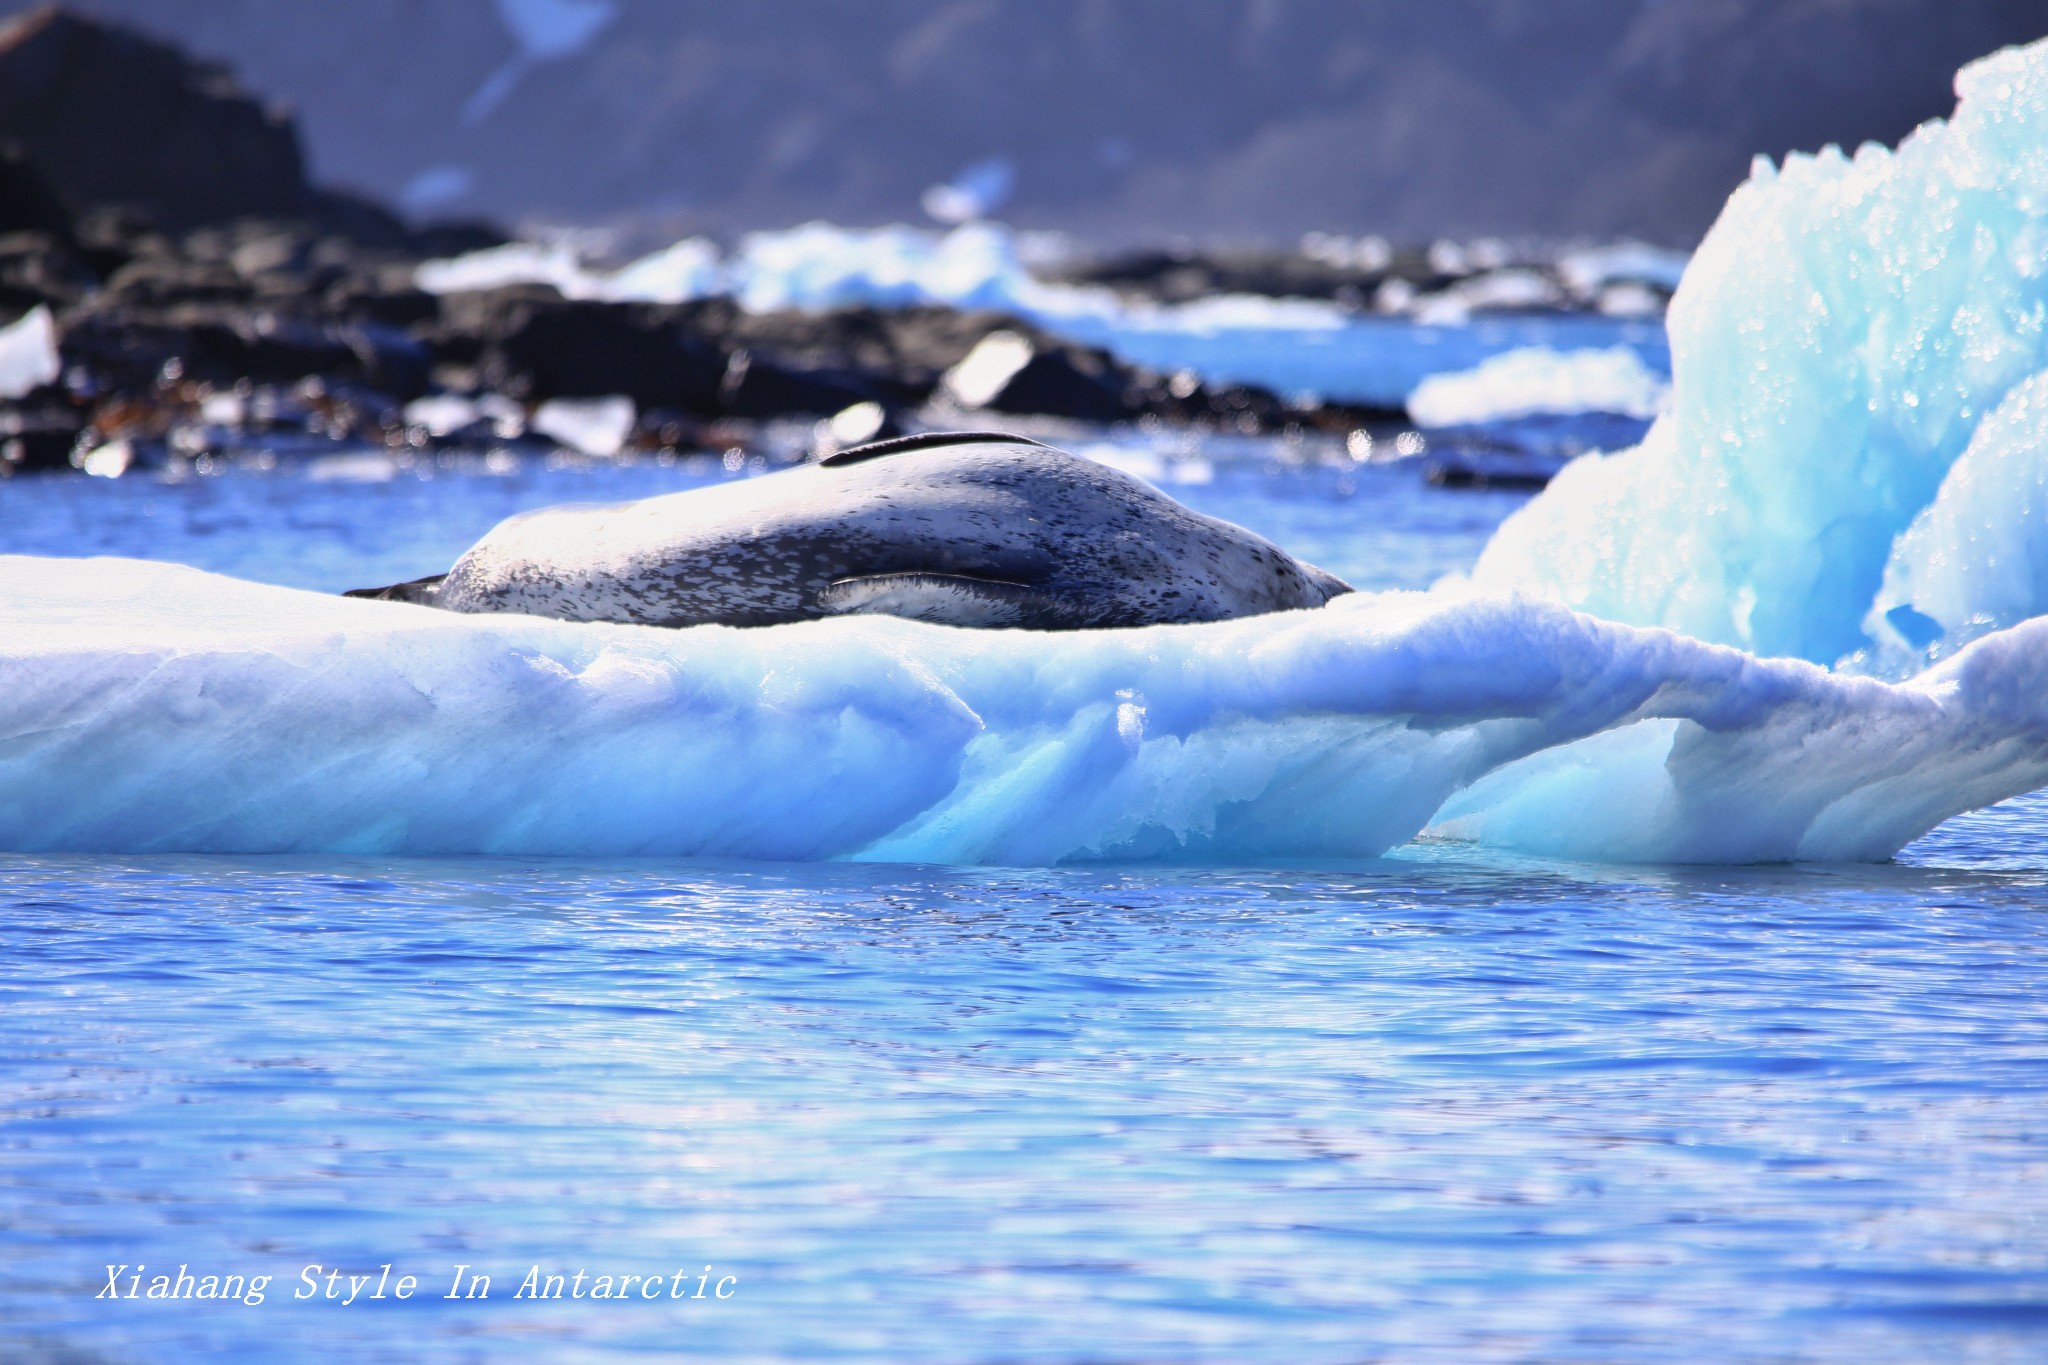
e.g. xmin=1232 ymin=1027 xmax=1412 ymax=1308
xmin=531 ymin=395 xmax=635 ymax=457
xmin=0 ymin=305 xmax=60 ymax=399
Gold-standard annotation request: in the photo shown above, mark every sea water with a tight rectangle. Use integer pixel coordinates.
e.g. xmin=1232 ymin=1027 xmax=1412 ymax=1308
xmin=2 ymin=456 xmax=2045 ymax=1363
xmin=12 ymin=34 xmax=2048 ymax=1359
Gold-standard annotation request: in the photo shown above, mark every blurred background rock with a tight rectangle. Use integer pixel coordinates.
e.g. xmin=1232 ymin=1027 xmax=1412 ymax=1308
xmin=3 ymin=0 xmax=2039 ymax=248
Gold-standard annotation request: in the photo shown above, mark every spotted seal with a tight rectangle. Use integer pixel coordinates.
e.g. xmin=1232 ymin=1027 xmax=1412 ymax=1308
xmin=346 ymin=432 xmax=1352 ymax=629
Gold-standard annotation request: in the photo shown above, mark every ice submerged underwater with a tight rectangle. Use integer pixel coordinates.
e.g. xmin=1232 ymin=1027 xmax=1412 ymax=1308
xmin=12 ymin=38 xmax=2048 ymax=867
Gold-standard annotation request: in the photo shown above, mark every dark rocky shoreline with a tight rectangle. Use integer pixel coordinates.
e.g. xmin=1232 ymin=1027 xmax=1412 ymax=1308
xmin=0 ymin=200 xmax=1412 ymax=477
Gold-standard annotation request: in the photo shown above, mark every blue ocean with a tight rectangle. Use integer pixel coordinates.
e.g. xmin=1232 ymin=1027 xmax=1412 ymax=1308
xmin=3 ymin=454 xmax=2046 ymax=1363
xmin=13 ymin=29 xmax=2048 ymax=1365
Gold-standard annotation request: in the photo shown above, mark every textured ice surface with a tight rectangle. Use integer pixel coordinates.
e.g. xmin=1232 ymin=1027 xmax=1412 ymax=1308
xmin=1868 ymin=368 xmax=2048 ymax=666
xmin=8 ymin=555 xmax=2048 ymax=863
xmin=1472 ymin=39 xmax=2048 ymax=665
xmin=1407 ymin=346 xmax=1670 ymax=427
xmin=416 ymin=223 xmax=1667 ymax=406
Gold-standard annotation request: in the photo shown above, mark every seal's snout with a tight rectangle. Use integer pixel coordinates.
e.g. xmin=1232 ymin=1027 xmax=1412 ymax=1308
xmin=344 ymin=574 xmax=447 ymax=605
xmin=1304 ymin=563 xmax=1355 ymax=605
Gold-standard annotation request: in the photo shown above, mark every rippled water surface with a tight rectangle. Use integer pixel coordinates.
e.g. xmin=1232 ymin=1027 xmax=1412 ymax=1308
xmin=3 ymin=449 xmax=2045 ymax=1362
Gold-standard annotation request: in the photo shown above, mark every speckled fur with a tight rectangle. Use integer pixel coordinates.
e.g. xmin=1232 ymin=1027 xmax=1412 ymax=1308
xmin=355 ymin=438 xmax=1353 ymax=629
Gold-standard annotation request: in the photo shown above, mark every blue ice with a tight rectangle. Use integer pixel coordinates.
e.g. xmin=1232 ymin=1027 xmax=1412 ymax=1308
xmin=1471 ymin=38 xmax=2048 ymax=669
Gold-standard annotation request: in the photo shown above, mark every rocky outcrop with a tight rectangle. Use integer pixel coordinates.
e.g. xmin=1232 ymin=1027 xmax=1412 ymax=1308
xmin=0 ymin=143 xmax=72 ymax=240
xmin=0 ymin=6 xmax=308 ymax=229
xmin=0 ymin=7 xmax=509 ymax=255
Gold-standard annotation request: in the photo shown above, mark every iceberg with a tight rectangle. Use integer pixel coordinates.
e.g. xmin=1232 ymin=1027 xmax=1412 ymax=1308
xmin=1868 ymin=369 xmax=2048 ymax=664
xmin=1471 ymin=38 xmax=2048 ymax=666
xmin=5 ymin=556 xmax=2048 ymax=863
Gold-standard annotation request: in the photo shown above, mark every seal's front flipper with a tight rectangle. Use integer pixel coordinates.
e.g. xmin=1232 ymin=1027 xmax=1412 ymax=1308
xmin=819 ymin=573 xmax=1061 ymax=628
xmin=343 ymin=574 xmax=447 ymax=605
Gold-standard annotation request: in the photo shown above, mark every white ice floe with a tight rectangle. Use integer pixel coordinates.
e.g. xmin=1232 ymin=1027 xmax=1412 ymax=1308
xmin=1472 ymin=37 xmax=2048 ymax=667
xmin=530 ymin=395 xmax=635 ymax=456
xmin=0 ymin=305 xmax=60 ymax=399
xmin=7 ymin=556 xmax=2047 ymax=864
xmin=1407 ymin=346 xmax=1670 ymax=427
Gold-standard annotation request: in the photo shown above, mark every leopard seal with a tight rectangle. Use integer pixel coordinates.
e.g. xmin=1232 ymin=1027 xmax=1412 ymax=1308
xmin=346 ymin=431 xmax=1352 ymax=629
